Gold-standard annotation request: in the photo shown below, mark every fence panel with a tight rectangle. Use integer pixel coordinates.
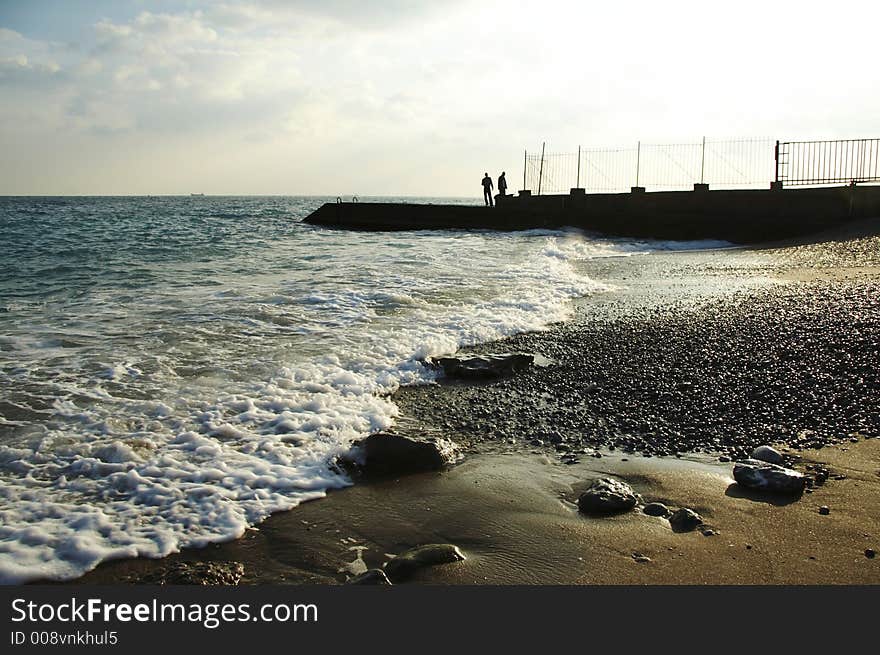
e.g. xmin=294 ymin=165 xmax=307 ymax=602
xmin=525 ymin=138 xmax=775 ymax=194
xmin=777 ymin=139 xmax=880 ymax=186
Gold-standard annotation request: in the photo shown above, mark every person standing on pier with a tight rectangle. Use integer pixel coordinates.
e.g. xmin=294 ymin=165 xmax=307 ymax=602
xmin=482 ymin=173 xmax=494 ymax=206
xmin=498 ymin=171 xmax=508 ymax=197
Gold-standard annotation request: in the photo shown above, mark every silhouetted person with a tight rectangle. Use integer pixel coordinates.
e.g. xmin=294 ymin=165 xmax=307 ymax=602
xmin=482 ymin=172 xmax=494 ymax=206
xmin=498 ymin=171 xmax=508 ymax=197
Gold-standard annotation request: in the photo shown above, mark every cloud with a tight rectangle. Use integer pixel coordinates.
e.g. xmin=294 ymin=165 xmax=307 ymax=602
xmin=207 ymin=0 xmax=453 ymax=29
xmin=1 ymin=0 xmax=879 ymax=195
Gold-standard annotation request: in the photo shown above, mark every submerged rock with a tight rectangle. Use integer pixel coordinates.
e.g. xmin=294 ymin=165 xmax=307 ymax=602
xmin=733 ymin=459 xmax=806 ymax=495
xmin=577 ymin=477 xmax=638 ymax=515
xmin=642 ymin=502 xmax=672 ymax=518
xmin=383 ymin=544 xmax=466 ymax=581
xmin=668 ymin=508 xmax=704 ymax=532
xmin=131 ymin=561 xmax=245 ymax=586
xmin=432 ymin=353 xmax=534 ymax=379
xmin=347 ymin=569 xmax=392 ymax=585
xmin=751 ymin=445 xmax=785 ymax=465
xmin=351 ymin=432 xmax=460 ymax=477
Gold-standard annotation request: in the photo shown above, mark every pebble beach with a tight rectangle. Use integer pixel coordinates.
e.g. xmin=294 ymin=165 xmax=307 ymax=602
xmin=71 ymin=219 xmax=880 ymax=585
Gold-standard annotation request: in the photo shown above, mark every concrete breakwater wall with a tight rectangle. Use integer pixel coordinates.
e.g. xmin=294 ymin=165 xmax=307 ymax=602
xmin=303 ymin=185 xmax=880 ymax=243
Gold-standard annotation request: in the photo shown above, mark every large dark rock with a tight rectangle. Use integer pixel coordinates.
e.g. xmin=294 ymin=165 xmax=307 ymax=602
xmin=577 ymin=477 xmax=638 ymax=515
xmin=733 ymin=459 xmax=806 ymax=495
xmin=433 ymin=353 xmax=534 ymax=379
xmin=668 ymin=508 xmax=704 ymax=532
xmin=130 ymin=561 xmax=245 ymax=585
xmin=383 ymin=544 xmax=466 ymax=581
xmin=352 ymin=432 xmax=459 ymax=477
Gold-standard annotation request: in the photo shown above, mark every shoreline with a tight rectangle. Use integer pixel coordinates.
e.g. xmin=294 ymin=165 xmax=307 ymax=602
xmin=66 ymin=221 xmax=880 ymax=585
xmin=68 ymin=439 xmax=880 ymax=585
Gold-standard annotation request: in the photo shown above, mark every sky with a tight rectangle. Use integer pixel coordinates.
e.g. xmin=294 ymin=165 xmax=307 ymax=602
xmin=0 ymin=0 xmax=878 ymax=196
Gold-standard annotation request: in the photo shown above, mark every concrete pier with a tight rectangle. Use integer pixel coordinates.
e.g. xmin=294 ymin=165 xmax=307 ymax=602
xmin=302 ymin=185 xmax=880 ymax=243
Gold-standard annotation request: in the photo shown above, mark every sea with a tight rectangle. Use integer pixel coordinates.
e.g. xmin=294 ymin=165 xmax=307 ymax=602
xmin=0 ymin=195 xmax=724 ymax=583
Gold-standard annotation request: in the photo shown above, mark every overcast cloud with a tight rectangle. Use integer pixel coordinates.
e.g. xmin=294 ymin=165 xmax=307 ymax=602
xmin=0 ymin=0 xmax=877 ymax=195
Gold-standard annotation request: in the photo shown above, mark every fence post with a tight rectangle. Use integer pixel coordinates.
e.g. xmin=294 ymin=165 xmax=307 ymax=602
xmin=523 ymin=149 xmax=527 ymax=191
xmin=538 ymin=142 xmax=545 ymax=196
xmin=635 ymin=141 xmax=641 ymax=188
xmin=700 ymin=136 xmax=706 ymax=185
xmin=774 ymin=140 xmax=779 ymax=183
xmin=576 ymin=145 xmax=581 ymax=189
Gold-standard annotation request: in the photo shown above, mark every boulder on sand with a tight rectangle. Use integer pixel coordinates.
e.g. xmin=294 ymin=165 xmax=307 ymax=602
xmin=733 ymin=459 xmax=806 ymax=495
xmin=577 ymin=477 xmax=638 ymax=515
xmin=350 ymin=432 xmax=459 ymax=477
xmin=432 ymin=353 xmax=534 ymax=379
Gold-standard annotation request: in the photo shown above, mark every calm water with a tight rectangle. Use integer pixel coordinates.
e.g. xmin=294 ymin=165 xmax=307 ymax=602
xmin=0 ymin=195 xmax=661 ymax=583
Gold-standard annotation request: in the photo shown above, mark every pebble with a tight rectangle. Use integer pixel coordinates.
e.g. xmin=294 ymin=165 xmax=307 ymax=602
xmin=818 ymin=506 xmax=830 ymax=515
xmin=668 ymin=508 xmax=704 ymax=532
xmin=577 ymin=477 xmax=638 ymax=515
xmin=642 ymin=502 xmax=671 ymax=517
xmin=383 ymin=544 xmax=466 ymax=581
xmin=751 ymin=445 xmax=785 ymax=465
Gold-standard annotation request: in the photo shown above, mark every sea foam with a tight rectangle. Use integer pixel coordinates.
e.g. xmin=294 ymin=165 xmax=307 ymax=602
xmin=0 ymin=202 xmax=625 ymax=584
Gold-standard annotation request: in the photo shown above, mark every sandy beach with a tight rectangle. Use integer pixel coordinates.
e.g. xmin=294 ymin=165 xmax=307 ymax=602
xmin=70 ymin=221 xmax=880 ymax=585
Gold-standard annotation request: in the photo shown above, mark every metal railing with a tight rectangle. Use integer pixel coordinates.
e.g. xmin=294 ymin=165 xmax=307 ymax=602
xmin=776 ymin=138 xmax=880 ymax=186
xmin=524 ymin=138 xmax=774 ymax=194
xmin=524 ymin=137 xmax=880 ymax=194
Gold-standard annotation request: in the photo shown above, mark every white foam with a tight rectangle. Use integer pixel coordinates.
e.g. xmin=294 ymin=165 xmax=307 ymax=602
xmin=0 ymin=229 xmax=612 ymax=584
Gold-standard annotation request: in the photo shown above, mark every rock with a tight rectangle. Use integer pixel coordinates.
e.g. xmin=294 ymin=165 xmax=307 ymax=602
xmin=632 ymin=552 xmax=651 ymax=563
xmin=733 ymin=459 xmax=806 ymax=495
xmin=668 ymin=508 xmax=704 ymax=532
xmin=383 ymin=544 xmax=466 ymax=580
xmin=432 ymin=353 xmax=534 ymax=379
xmin=751 ymin=445 xmax=785 ymax=465
xmin=131 ymin=561 xmax=245 ymax=585
xmin=642 ymin=502 xmax=672 ymax=518
xmin=577 ymin=477 xmax=638 ymax=515
xmin=351 ymin=432 xmax=459 ymax=477
xmin=818 ymin=505 xmax=830 ymax=515
xmin=866 ymin=549 xmax=876 ymax=559
xmin=347 ymin=569 xmax=392 ymax=585
xmin=701 ymin=528 xmax=716 ymax=537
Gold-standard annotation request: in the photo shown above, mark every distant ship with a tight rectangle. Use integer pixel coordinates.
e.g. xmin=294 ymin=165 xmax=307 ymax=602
xmin=190 ymin=193 xmax=205 ymax=197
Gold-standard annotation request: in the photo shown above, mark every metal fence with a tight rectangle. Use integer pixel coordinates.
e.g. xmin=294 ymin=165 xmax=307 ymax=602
xmin=524 ymin=138 xmax=775 ymax=194
xmin=776 ymin=139 xmax=880 ymax=186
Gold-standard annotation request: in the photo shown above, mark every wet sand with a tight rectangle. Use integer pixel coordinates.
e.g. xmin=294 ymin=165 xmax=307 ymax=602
xmin=71 ymin=221 xmax=880 ymax=585
xmin=74 ymin=439 xmax=880 ymax=585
